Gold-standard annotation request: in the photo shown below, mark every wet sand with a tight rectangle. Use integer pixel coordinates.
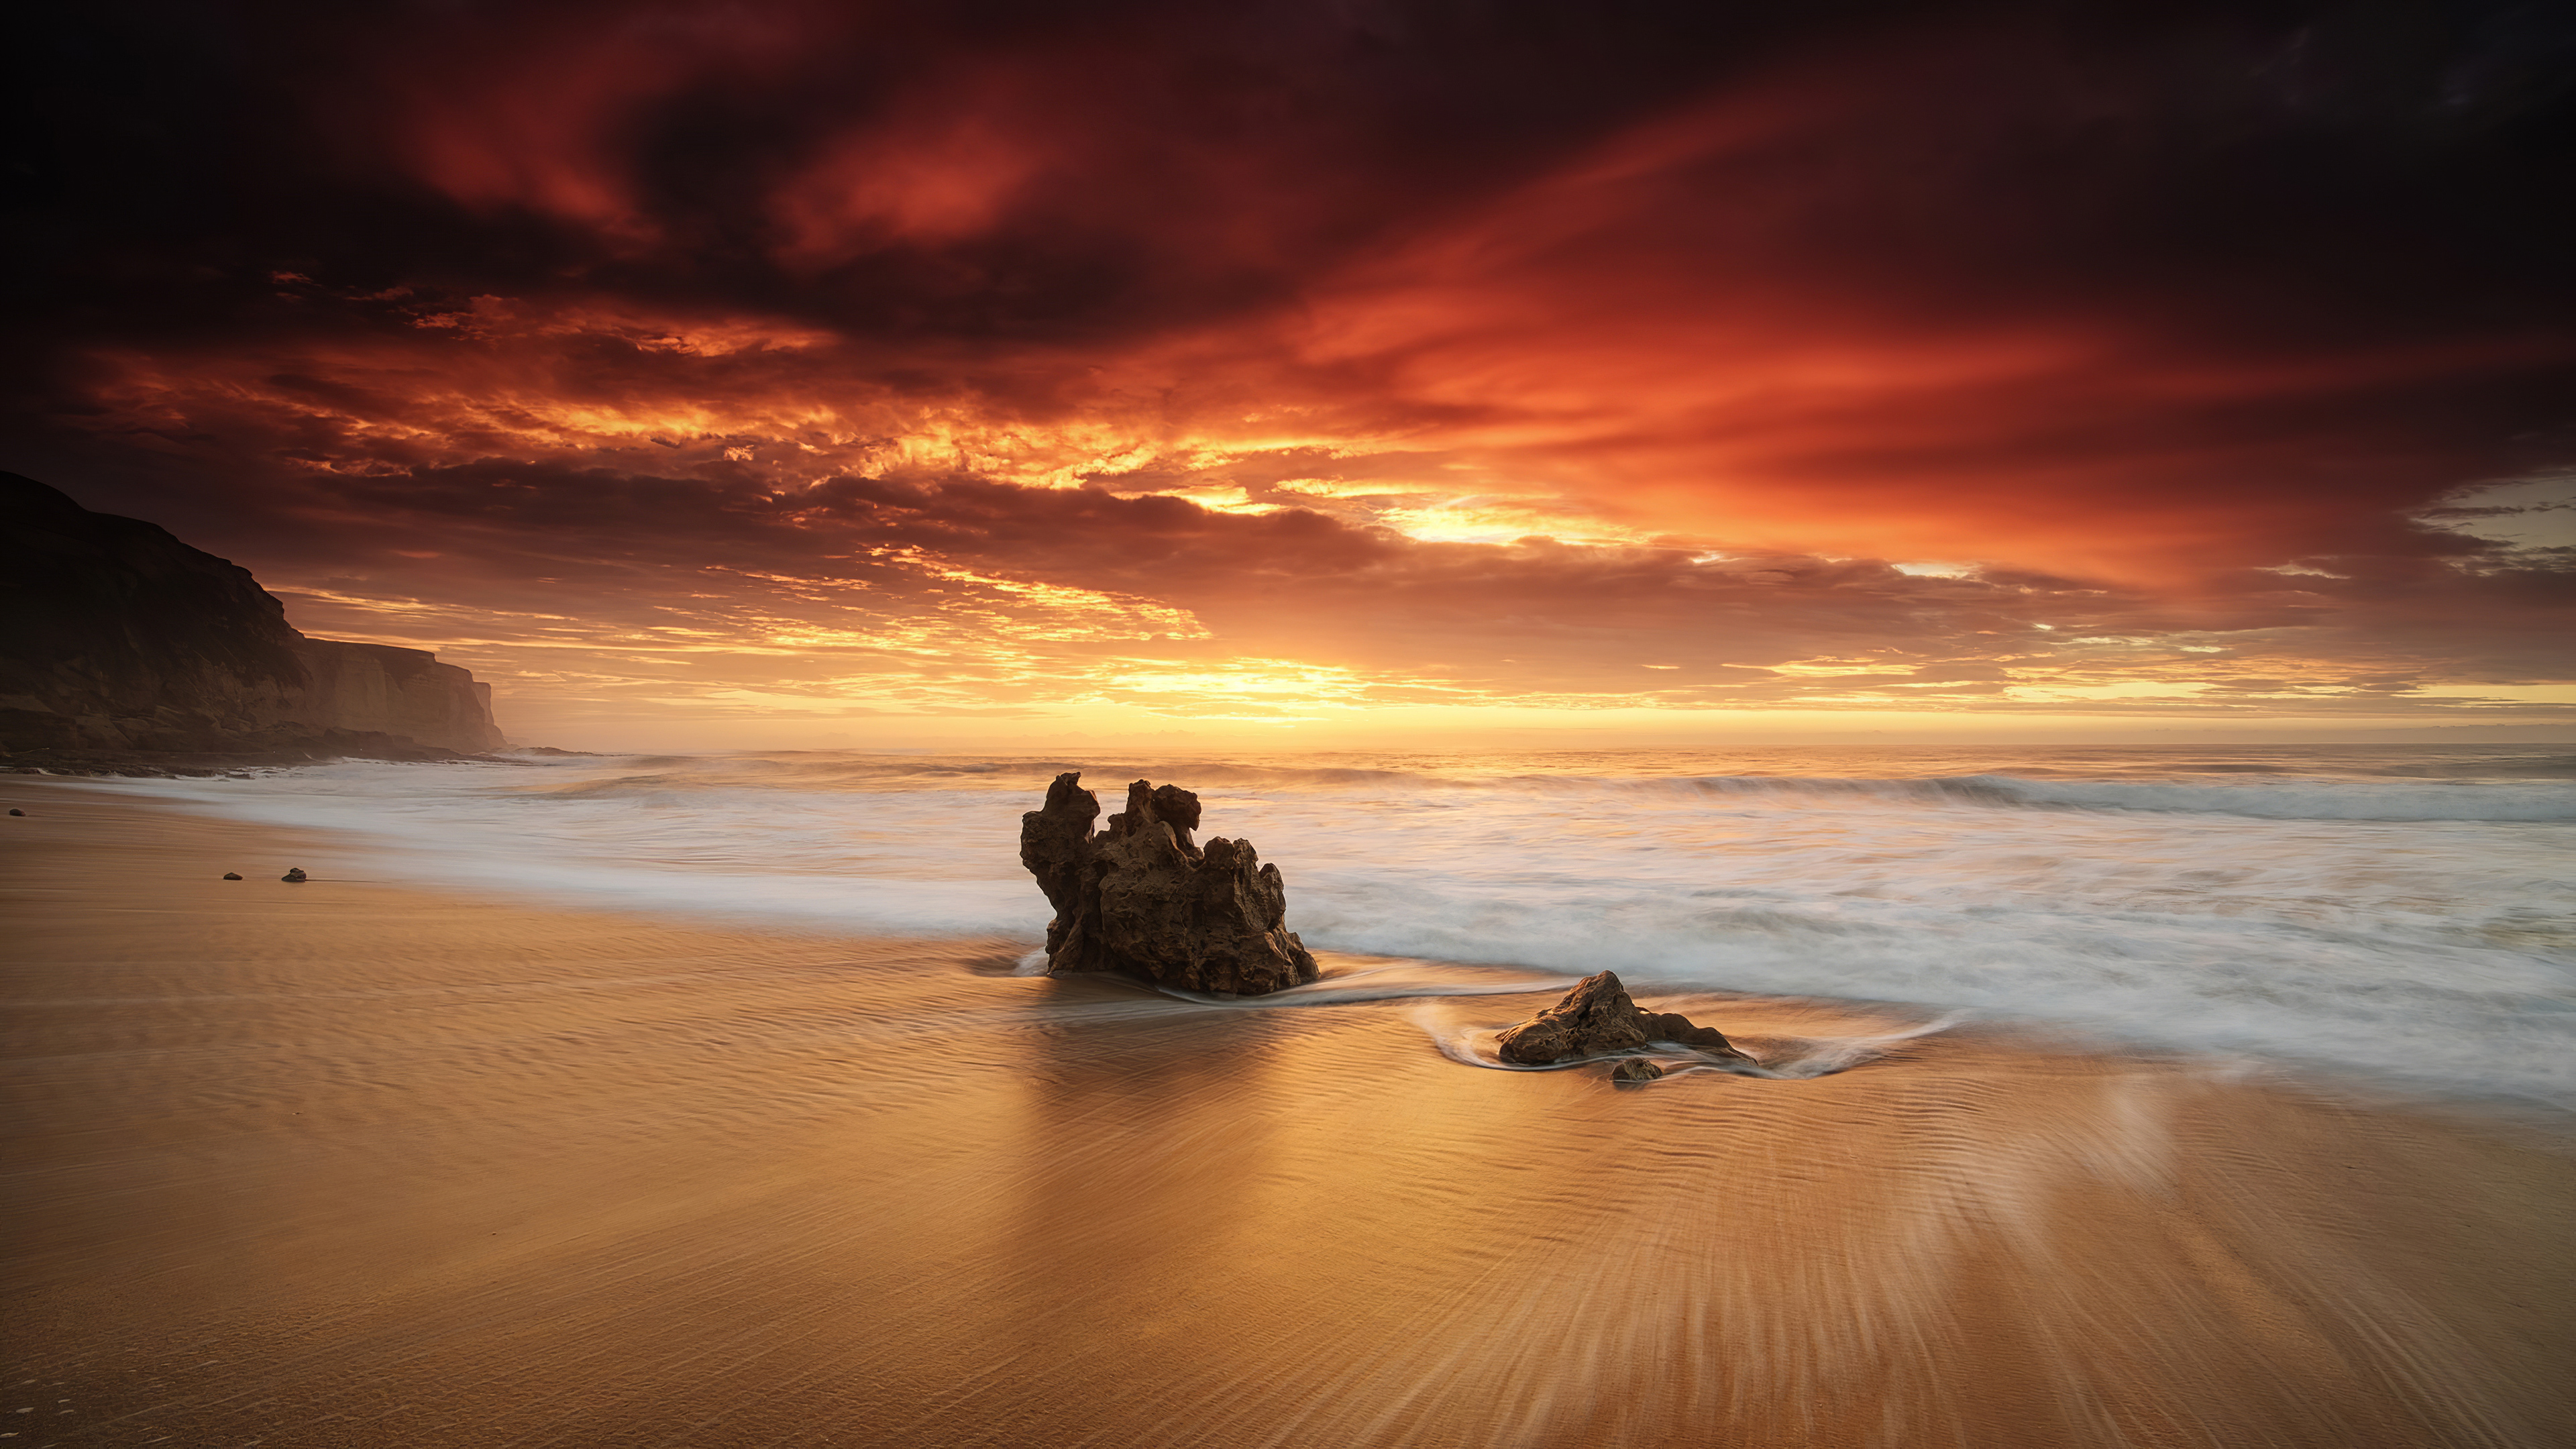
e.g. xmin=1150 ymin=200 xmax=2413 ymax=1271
xmin=5 ymin=783 xmax=2572 ymax=1448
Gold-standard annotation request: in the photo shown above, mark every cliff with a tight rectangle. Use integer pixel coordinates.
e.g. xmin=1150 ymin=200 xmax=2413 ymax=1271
xmin=0 ymin=473 xmax=506 ymax=760
xmin=288 ymin=639 xmax=504 ymax=753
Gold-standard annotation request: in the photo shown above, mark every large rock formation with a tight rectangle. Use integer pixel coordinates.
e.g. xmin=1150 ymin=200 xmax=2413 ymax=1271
xmin=1495 ymin=971 xmax=1754 ymax=1067
xmin=1020 ymin=771 xmax=1320 ymax=996
xmin=0 ymin=473 xmax=505 ymax=761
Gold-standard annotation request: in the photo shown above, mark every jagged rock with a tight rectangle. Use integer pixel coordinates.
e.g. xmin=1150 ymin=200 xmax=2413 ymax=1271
xmin=1020 ymin=771 xmax=1102 ymax=936
xmin=1611 ymin=1058 xmax=1664 ymax=1084
xmin=221 ymin=871 xmax=242 ymax=880
xmin=1495 ymin=970 xmax=1752 ymax=1066
xmin=1020 ymin=771 xmax=1320 ymax=996
xmin=280 ymin=867 xmax=308 ymax=883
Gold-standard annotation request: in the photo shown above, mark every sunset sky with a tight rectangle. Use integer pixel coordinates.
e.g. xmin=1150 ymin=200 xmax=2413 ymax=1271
xmin=7 ymin=0 xmax=2573 ymax=749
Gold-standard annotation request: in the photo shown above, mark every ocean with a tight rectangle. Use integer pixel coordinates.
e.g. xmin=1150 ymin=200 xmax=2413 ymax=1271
xmin=75 ymin=743 xmax=2576 ymax=1110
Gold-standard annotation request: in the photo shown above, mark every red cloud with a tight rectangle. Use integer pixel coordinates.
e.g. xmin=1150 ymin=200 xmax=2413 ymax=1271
xmin=12 ymin=0 xmax=2573 ymax=737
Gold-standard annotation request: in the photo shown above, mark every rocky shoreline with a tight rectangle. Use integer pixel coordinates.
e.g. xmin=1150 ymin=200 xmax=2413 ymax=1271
xmin=3 ymin=738 xmax=506 ymax=778
xmin=1016 ymin=773 xmax=1766 ymax=1083
xmin=5 ymin=742 xmax=594 ymax=780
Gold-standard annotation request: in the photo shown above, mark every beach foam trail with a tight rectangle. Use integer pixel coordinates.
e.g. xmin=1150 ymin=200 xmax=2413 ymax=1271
xmin=70 ymin=743 xmax=2576 ymax=1107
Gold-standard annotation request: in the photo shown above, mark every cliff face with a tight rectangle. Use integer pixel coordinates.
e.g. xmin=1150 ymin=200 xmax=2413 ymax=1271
xmin=288 ymin=639 xmax=504 ymax=752
xmin=0 ymin=473 xmax=505 ymax=757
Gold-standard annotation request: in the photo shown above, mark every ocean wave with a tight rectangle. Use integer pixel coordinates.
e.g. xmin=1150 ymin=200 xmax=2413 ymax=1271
xmin=1244 ymin=768 xmax=2576 ymax=822
xmin=500 ymin=749 xmax=2576 ymax=824
xmin=1962 ymin=775 xmax=2576 ymax=822
xmin=69 ymin=743 xmax=2576 ymax=1107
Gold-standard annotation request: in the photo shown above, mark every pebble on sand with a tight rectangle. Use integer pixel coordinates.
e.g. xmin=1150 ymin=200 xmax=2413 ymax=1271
xmin=281 ymin=867 xmax=309 ymax=883
xmin=222 ymin=872 xmax=243 ymax=880
xmin=7 ymin=808 xmax=22 ymax=816
xmin=1611 ymin=1058 xmax=1664 ymax=1085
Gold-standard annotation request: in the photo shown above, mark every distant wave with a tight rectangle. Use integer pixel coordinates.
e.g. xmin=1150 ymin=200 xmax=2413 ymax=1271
xmin=1301 ymin=767 xmax=2576 ymax=824
xmin=515 ymin=750 xmax=2576 ymax=823
xmin=1961 ymin=775 xmax=2576 ymax=822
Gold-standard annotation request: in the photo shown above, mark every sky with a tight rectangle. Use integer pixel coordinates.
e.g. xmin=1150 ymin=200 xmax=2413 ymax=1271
xmin=6 ymin=0 xmax=2574 ymax=750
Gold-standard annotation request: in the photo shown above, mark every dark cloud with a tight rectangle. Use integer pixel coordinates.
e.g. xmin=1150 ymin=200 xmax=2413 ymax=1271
xmin=16 ymin=2 xmax=2573 ymax=351
xmin=5 ymin=0 xmax=2572 ymax=739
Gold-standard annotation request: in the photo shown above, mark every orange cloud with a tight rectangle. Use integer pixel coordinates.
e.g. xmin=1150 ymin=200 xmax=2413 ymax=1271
xmin=13 ymin=0 xmax=2573 ymax=744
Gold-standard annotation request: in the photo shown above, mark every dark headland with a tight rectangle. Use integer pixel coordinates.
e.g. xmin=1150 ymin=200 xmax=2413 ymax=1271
xmin=0 ymin=473 xmax=507 ymax=774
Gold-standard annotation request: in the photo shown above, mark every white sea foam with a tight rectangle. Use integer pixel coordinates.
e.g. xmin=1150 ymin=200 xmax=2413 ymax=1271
xmin=69 ymin=744 xmax=2576 ymax=1107
xmin=1963 ymin=773 xmax=2576 ymax=821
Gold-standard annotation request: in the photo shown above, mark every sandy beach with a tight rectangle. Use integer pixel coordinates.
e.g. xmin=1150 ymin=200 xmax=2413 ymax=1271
xmin=5 ymin=781 xmax=2571 ymax=1448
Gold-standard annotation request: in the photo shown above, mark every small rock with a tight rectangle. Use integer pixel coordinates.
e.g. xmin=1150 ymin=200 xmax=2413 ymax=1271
xmin=7 ymin=808 xmax=22 ymax=816
xmin=280 ymin=867 xmax=308 ymax=883
xmin=1496 ymin=970 xmax=1649 ymax=1063
xmin=221 ymin=872 xmax=243 ymax=881
xmin=1496 ymin=970 xmax=1753 ymax=1067
xmin=1611 ymin=1058 xmax=1664 ymax=1084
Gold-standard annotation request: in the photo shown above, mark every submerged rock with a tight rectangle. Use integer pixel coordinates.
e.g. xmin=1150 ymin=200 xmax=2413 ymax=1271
xmin=1610 ymin=1058 xmax=1664 ymax=1084
xmin=1020 ymin=771 xmax=1320 ymax=996
xmin=222 ymin=871 xmax=243 ymax=880
xmin=1495 ymin=971 xmax=1752 ymax=1067
xmin=280 ymin=867 xmax=307 ymax=883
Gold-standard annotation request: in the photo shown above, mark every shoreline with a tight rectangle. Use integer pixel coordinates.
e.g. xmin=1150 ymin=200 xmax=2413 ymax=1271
xmin=7 ymin=784 xmax=2573 ymax=1447
xmin=28 ymin=767 xmax=2576 ymax=1130
xmin=3 ymin=745 xmax=564 ymax=780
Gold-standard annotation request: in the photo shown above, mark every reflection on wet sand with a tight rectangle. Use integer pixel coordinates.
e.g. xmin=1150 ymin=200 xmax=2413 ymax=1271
xmin=5 ymin=790 xmax=2572 ymax=1448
